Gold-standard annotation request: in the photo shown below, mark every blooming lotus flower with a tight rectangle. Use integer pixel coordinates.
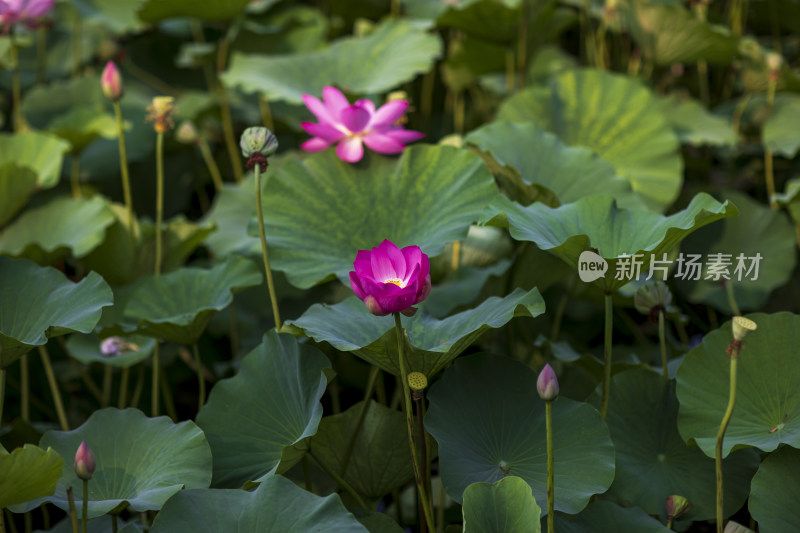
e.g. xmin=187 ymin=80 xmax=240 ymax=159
xmin=0 ymin=0 xmax=53 ymax=30
xmin=301 ymin=86 xmax=424 ymax=163
xmin=101 ymin=61 xmax=123 ymax=101
xmin=349 ymin=239 xmax=431 ymax=316
xmin=74 ymin=440 xmax=96 ymax=481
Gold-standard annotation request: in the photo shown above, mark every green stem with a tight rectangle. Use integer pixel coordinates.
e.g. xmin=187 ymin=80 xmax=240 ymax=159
xmin=0 ymin=368 xmax=5 ymax=429
xmin=451 ymin=241 xmax=461 ymax=271
xmin=667 ymin=517 xmax=674 ymax=529
xmin=658 ymin=311 xmax=669 ymax=380
xmin=36 ymin=26 xmax=47 ymax=84
xmin=192 ymin=344 xmax=205 ymax=411
xmin=216 ymin=32 xmax=243 ymax=183
xmin=81 ymin=480 xmax=88 ymax=533
xmin=67 ymin=488 xmax=78 ymax=533
xmin=229 ymin=299 xmax=240 ymax=362
xmin=505 ymin=49 xmax=515 ymax=93
xmin=24 ymin=511 xmax=31 ymax=533
xmin=338 ymin=366 xmax=380 ymax=479
xmin=303 ymin=455 xmax=313 ymax=492
xmin=11 ymin=37 xmax=21 ymax=133
xmin=453 ymin=91 xmax=464 ymax=135
xmin=258 ymin=94 xmax=275 ymax=131
xmin=596 ymin=21 xmax=607 ymax=70
xmin=131 ymin=364 xmax=144 ymax=409
xmin=726 ymin=282 xmax=741 ymax=316
xmin=40 ymin=504 xmax=49 ymax=530
xmin=197 ymin=139 xmax=224 ymax=191
xmin=111 ymin=515 xmax=118 ymax=533
xmin=71 ymin=157 xmax=81 ymax=199
xmin=38 ymin=345 xmax=69 ymax=431
xmin=309 ymin=450 xmax=368 ymax=509
xmin=160 ymin=367 xmax=177 ymax=422
xmin=600 ymin=293 xmax=614 ymax=419
xmin=254 ymin=163 xmax=282 ymax=330
xmin=516 ymin=0 xmax=529 ymax=89
xmin=190 ymin=19 xmax=216 ymax=92
xmin=415 ymin=394 xmax=431 ymax=533
xmin=546 ymin=400 xmax=554 ymax=533
xmin=20 ymin=355 xmax=29 ymax=421
xmin=155 ymin=131 xmax=165 ymax=276
xmin=118 ymin=366 xmax=130 ymax=409
xmin=112 ymin=101 xmax=134 ymax=230
xmin=101 ymin=365 xmax=112 ymax=408
xmin=151 ymin=343 xmax=160 ymax=417
xmin=716 ymin=349 xmax=739 ymax=533
xmin=437 ymin=479 xmax=445 ymax=533
xmin=394 ymin=313 xmax=436 ymax=532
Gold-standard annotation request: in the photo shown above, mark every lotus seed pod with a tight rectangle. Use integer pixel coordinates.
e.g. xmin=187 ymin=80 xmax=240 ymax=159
xmin=766 ymin=52 xmax=783 ymax=73
xmin=536 ymin=363 xmax=559 ymax=401
xmin=240 ymin=127 xmax=278 ymax=158
xmin=634 ymin=281 xmax=673 ymax=316
xmin=731 ymin=316 xmax=757 ymax=341
xmin=175 ymin=121 xmax=199 ymax=144
xmin=146 ymin=96 xmax=175 ymax=132
xmin=408 ymin=372 xmax=428 ymax=391
xmin=74 ymin=440 xmax=96 ymax=481
xmin=665 ymin=494 xmax=691 ymax=520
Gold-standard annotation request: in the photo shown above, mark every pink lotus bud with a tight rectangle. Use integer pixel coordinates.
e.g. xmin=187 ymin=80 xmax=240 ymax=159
xmin=101 ymin=61 xmax=123 ymax=101
xmin=537 ymin=363 xmax=559 ymax=401
xmin=74 ymin=440 xmax=96 ymax=481
xmin=665 ymin=494 xmax=691 ymax=520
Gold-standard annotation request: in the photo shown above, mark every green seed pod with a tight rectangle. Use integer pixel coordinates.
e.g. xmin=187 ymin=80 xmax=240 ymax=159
xmin=240 ymin=127 xmax=278 ymax=158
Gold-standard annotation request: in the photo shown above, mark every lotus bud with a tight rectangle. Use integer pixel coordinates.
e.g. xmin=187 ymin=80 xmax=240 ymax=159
xmin=634 ymin=281 xmax=673 ymax=322
xmin=175 ymin=121 xmax=199 ymax=145
xmin=240 ymin=126 xmax=278 ymax=172
xmin=537 ymin=363 xmax=559 ymax=401
xmin=100 ymin=337 xmax=126 ymax=356
xmin=74 ymin=441 xmax=96 ymax=481
xmin=724 ymin=521 xmax=755 ymax=533
xmin=146 ymin=96 xmax=175 ymax=133
xmin=408 ymin=372 xmax=428 ymax=391
xmin=731 ymin=316 xmax=757 ymax=342
xmin=101 ymin=61 xmax=123 ymax=101
xmin=665 ymin=494 xmax=691 ymax=521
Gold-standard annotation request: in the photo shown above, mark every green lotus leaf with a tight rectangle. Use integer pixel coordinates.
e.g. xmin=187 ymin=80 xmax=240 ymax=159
xmin=150 ymin=475 xmax=368 ymax=532
xmin=11 ymin=408 xmax=212 ymax=517
xmin=497 ymin=69 xmax=682 ymax=210
xmin=749 ymin=445 xmax=800 ymax=533
xmin=551 ymin=500 xmax=672 ymax=532
xmin=137 ymin=0 xmax=250 ymax=21
xmin=70 ymin=0 xmax=145 ymax=33
xmin=773 ymin=177 xmax=800 ymax=227
xmin=656 ymin=96 xmax=737 ymax=147
xmin=196 ymin=331 xmax=331 ymax=488
xmin=462 ymin=476 xmax=542 ymax=533
xmin=596 ymin=368 xmax=758 ymax=521
xmin=0 ymin=196 xmax=115 ymax=264
xmin=230 ymin=4 xmax=329 ymax=56
xmin=465 ymin=120 xmax=636 ymax=207
xmin=310 ymin=400 xmax=413 ymax=501
xmin=425 ymin=354 xmax=615 ymax=512
xmin=355 ymin=511 xmax=405 ymax=533
xmin=677 ymin=312 xmax=800 ymax=458
xmin=0 ymin=444 xmax=63 ymax=509
xmin=625 ymin=3 xmax=739 ymax=65
xmin=763 ymin=93 xmax=800 ymax=157
xmin=66 ymin=333 xmax=155 ymax=369
xmin=0 ymin=164 xmax=38 ymax=228
xmin=486 ymin=193 xmax=736 ymax=292
xmin=423 ymin=258 xmax=512 ymax=318
xmin=35 ymin=516 xmax=143 ymax=533
xmin=111 ymin=255 xmax=261 ymax=344
xmin=0 ymin=132 xmax=70 ymax=189
xmin=222 ymin=19 xmax=442 ymax=105
xmin=436 ymin=0 xmax=521 ymax=45
xmin=288 ymin=287 xmax=544 ymax=377
xmin=203 ymin=175 xmax=260 ymax=258
xmin=250 ymin=145 xmax=497 ymax=289
xmin=675 ymin=190 xmax=795 ymax=313
xmin=0 ymin=257 xmax=113 ymax=368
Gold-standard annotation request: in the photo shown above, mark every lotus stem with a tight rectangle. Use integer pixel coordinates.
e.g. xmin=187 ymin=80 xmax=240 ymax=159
xmin=67 ymin=488 xmax=78 ymax=533
xmin=190 ymin=19 xmax=215 ymax=91
xmin=659 ymin=311 xmax=669 ymax=380
xmin=725 ymin=281 xmax=741 ymax=316
xmin=309 ymin=450 xmax=368 ymax=509
xmin=38 ymin=345 xmax=69 ymax=431
xmin=118 ymin=366 xmax=130 ymax=409
xmin=453 ymin=90 xmax=465 ymax=134
xmin=41 ymin=504 xmax=49 ymax=529
xmin=303 ymin=456 xmax=313 ymax=492
xmin=111 ymin=515 xmax=118 ymax=533
xmin=112 ymin=101 xmax=134 ymax=230
xmin=451 ymin=241 xmax=461 ymax=271
xmin=254 ymin=163 xmax=282 ymax=330
xmin=101 ymin=365 xmax=112 ymax=408
xmin=437 ymin=479 xmax=446 ymax=533
xmin=10 ymin=37 xmax=21 ymax=133
xmin=20 ymin=355 xmax=29 ymax=421
xmin=258 ymin=94 xmax=274 ymax=131
xmin=393 ymin=313 xmax=436 ymax=533
xmin=197 ymin=138 xmax=224 ymax=192
xmin=415 ymin=393 xmax=431 ymax=533
xmin=36 ymin=26 xmax=46 ymax=84
xmin=131 ymin=364 xmax=144 ymax=409
xmin=505 ymin=49 xmax=515 ymax=93
xmin=192 ymin=344 xmax=205 ymax=411
xmin=70 ymin=157 xmax=81 ymax=199
xmin=338 ymin=366 xmax=380 ymax=480
xmin=421 ymin=70 xmax=435 ymax=120
xmin=216 ymin=32 xmax=243 ymax=183
xmin=596 ymin=21 xmax=608 ymax=70
xmin=715 ymin=345 xmax=740 ymax=532
xmin=159 ymin=369 xmax=177 ymax=422
xmin=0 ymin=368 xmax=5 ymax=428
xmin=765 ymin=71 xmax=776 ymax=209
xmin=517 ymin=0 xmax=529 ymax=89
xmin=546 ymin=399 xmax=555 ymax=533
xmin=80 ymin=479 xmax=89 ymax=533
xmin=600 ymin=292 xmax=614 ymax=419
xmin=155 ymin=131 xmax=165 ymax=275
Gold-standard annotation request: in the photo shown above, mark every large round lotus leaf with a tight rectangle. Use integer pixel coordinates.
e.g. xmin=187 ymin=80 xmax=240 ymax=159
xmin=150 ymin=475 xmax=368 ymax=532
xmin=288 ymin=287 xmax=544 ymax=377
xmin=222 ymin=20 xmax=442 ymax=105
xmin=0 ymin=257 xmax=113 ymax=368
xmin=310 ymin=400 xmax=413 ymax=501
xmin=0 ymin=444 xmax=62 ymax=509
xmin=465 ymin=121 xmax=637 ymax=208
xmin=112 ymin=255 xmax=262 ymax=344
xmin=425 ymin=354 xmax=615 ymax=513
xmin=486 ymin=193 xmax=736 ymax=292
xmin=0 ymin=132 xmax=70 ymax=189
xmin=250 ymin=145 xmax=497 ymax=289
xmin=749 ymin=446 xmax=800 ymax=533
xmin=423 ymin=258 xmax=512 ymax=318
xmin=0 ymin=196 xmax=115 ymax=264
xmin=676 ymin=190 xmax=795 ymax=314
xmin=596 ymin=368 xmax=758 ymax=521
xmin=355 ymin=511 xmax=404 ymax=533
xmin=66 ymin=333 xmax=155 ymax=369
xmin=552 ymin=500 xmax=672 ymax=533
xmin=462 ymin=476 xmax=542 ymax=533
xmin=763 ymin=94 xmax=800 ymax=158
xmin=497 ymin=69 xmax=682 ymax=210
xmin=70 ymin=0 xmax=145 ymax=33
xmin=0 ymin=165 xmax=38 ymax=228
xmin=35 ymin=516 xmax=143 ymax=533
xmin=196 ymin=331 xmax=331 ymax=488
xmin=11 ymin=408 xmax=212 ymax=517
xmin=138 ymin=0 xmax=250 ymax=21
xmin=625 ymin=3 xmax=739 ymax=65
xmin=677 ymin=313 xmax=800 ymax=457
xmin=436 ymin=0 xmax=520 ymax=45
xmin=656 ymin=96 xmax=737 ymax=147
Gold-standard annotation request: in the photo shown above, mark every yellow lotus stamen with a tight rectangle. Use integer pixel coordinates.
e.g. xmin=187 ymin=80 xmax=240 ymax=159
xmin=384 ymin=278 xmax=406 ymax=288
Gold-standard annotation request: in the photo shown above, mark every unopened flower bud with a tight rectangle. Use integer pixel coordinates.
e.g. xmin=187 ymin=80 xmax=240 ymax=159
xmin=635 ymin=281 xmax=673 ymax=321
xmin=408 ymin=372 xmax=428 ymax=391
xmin=724 ymin=521 xmax=755 ymax=533
xmin=101 ymin=61 xmax=123 ymax=101
xmin=74 ymin=441 xmax=95 ymax=481
xmin=100 ymin=337 xmax=126 ymax=356
xmin=665 ymin=494 xmax=691 ymax=520
xmin=175 ymin=121 xmax=199 ymax=144
xmin=537 ymin=363 xmax=559 ymax=401
xmin=731 ymin=316 xmax=757 ymax=341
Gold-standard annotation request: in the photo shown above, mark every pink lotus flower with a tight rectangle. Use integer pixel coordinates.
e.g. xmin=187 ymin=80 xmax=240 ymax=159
xmin=301 ymin=86 xmax=424 ymax=163
xmin=349 ymin=239 xmax=431 ymax=316
xmin=0 ymin=0 xmax=54 ymax=30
